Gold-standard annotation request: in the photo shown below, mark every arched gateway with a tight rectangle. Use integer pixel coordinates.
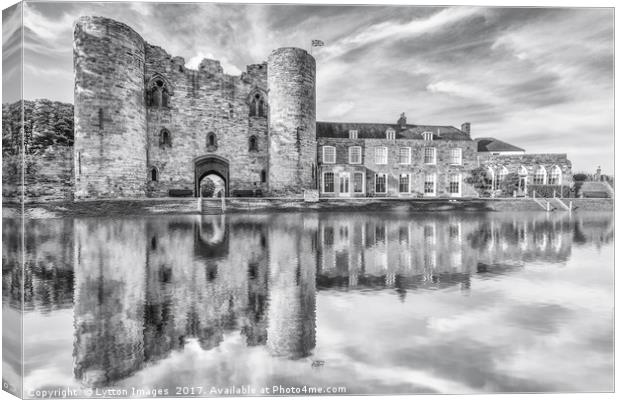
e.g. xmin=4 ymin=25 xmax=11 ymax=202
xmin=194 ymin=155 xmax=229 ymax=197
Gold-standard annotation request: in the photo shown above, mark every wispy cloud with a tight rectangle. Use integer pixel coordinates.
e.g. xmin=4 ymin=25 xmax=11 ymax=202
xmin=13 ymin=3 xmax=614 ymax=172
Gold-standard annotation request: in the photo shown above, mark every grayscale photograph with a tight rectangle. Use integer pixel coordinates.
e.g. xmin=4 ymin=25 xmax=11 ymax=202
xmin=1 ymin=1 xmax=614 ymax=398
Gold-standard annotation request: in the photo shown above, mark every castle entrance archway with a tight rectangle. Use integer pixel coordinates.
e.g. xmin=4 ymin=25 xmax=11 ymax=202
xmin=194 ymin=155 xmax=229 ymax=197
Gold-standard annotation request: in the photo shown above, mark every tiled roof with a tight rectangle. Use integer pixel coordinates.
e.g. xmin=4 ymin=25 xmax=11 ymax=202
xmin=316 ymin=121 xmax=471 ymax=141
xmin=475 ymin=137 xmax=525 ymax=152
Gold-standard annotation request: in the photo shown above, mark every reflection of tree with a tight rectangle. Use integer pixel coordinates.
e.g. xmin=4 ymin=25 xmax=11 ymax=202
xmin=2 ymin=219 xmax=74 ymax=311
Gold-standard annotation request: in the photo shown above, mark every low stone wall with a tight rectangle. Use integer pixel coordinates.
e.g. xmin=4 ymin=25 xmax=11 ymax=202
xmin=6 ymin=197 xmax=611 ymax=219
xmin=2 ymin=147 xmax=74 ymax=203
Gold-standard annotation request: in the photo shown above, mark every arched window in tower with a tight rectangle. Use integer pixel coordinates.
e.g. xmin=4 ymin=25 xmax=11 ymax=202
xmin=206 ymin=132 xmax=217 ymax=150
xmin=258 ymin=98 xmax=266 ymax=118
xmin=150 ymin=167 xmax=158 ymax=182
xmin=159 ymin=128 xmax=171 ymax=148
xmin=147 ymin=75 xmax=171 ymax=108
xmin=249 ymin=92 xmax=267 ymax=118
xmin=249 ymin=135 xmax=258 ymax=152
xmin=261 ymin=169 xmax=266 ymax=183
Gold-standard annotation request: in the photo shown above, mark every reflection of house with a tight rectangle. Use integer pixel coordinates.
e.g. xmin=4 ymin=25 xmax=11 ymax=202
xmin=19 ymin=211 xmax=608 ymax=387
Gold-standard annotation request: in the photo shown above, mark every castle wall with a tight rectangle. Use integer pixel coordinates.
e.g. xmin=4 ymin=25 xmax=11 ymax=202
xmin=267 ymin=48 xmax=317 ymax=196
xmin=144 ymin=45 xmax=269 ymax=197
xmin=73 ymin=16 xmax=147 ymax=199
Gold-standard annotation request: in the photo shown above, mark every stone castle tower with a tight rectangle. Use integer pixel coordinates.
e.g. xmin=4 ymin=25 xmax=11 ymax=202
xmin=73 ymin=16 xmax=316 ymax=200
xmin=73 ymin=17 xmax=148 ymax=199
xmin=267 ymin=48 xmax=317 ymax=196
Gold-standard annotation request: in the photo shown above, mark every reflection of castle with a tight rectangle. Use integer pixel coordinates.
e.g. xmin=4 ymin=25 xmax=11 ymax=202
xmin=72 ymin=214 xmax=319 ymax=386
xmin=4 ymin=213 xmax=612 ymax=387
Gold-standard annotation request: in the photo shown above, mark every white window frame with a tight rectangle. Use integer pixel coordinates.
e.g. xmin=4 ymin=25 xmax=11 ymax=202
xmin=386 ymin=128 xmax=396 ymax=140
xmin=498 ymin=166 xmax=508 ymax=183
xmin=448 ymin=173 xmax=461 ymax=197
xmin=338 ymin=172 xmax=350 ymax=197
xmin=322 ymin=146 xmax=336 ymax=164
xmin=423 ymin=173 xmax=436 ymax=196
xmin=398 ymin=173 xmax=411 ymax=194
xmin=349 ymin=146 xmax=362 ymax=164
xmin=322 ymin=171 xmax=335 ymax=193
xmin=423 ymin=131 xmax=433 ymax=141
xmin=348 ymin=130 xmax=358 ymax=139
xmin=353 ymin=171 xmax=365 ymax=194
xmin=423 ymin=147 xmax=436 ymax=165
xmin=398 ymin=147 xmax=411 ymax=164
xmin=375 ymin=173 xmax=387 ymax=194
xmin=534 ymin=166 xmax=547 ymax=185
xmin=450 ymin=148 xmax=462 ymax=165
xmin=549 ymin=166 xmax=562 ymax=185
xmin=375 ymin=146 xmax=388 ymax=165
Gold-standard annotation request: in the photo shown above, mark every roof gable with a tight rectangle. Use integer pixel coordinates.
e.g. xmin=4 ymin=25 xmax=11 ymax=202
xmin=475 ymin=137 xmax=525 ymax=152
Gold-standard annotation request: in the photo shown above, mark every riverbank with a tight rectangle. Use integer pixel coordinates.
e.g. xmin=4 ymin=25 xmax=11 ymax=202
xmin=2 ymin=197 xmax=613 ymax=219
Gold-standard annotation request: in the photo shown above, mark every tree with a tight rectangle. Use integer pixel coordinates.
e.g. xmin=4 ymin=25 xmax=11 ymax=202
xmin=200 ymin=177 xmax=216 ymax=197
xmin=572 ymin=173 xmax=588 ymax=182
xmin=465 ymin=167 xmax=493 ymax=196
xmin=499 ymin=172 xmax=520 ymax=197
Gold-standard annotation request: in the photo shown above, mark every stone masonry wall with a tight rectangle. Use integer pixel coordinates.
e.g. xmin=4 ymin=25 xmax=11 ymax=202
xmin=317 ymin=137 xmax=478 ymax=197
xmin=267 ymin=48 xmax=317 ymax=196
xmin=144 ymin=45 xmax=269 ymax=197
xmin=73 ymin=16 xmax=148 ymax=199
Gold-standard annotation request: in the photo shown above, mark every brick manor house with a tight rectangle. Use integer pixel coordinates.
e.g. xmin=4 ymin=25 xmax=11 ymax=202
xmin=72 ymin=16 xmax=571 ymax=200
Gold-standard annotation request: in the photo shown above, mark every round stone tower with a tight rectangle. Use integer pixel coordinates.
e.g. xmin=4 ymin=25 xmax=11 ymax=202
xmin=267 ymin=48 xmax=316 ymax=196
xmin=73 ymin=16 xmax=147 ymax=199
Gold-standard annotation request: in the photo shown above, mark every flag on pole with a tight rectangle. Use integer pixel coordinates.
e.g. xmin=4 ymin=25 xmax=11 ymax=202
xmin=311 ymin=39 xmax=325 ymax=47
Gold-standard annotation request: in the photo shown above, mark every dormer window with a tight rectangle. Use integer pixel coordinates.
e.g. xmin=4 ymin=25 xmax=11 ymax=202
xmin=423 ymin=131 xmax=433 ymax=141
xmin=386 ymin=128 xmax=396 ymax=140
xmin=349 ymin=130 xmax=358 ymax=139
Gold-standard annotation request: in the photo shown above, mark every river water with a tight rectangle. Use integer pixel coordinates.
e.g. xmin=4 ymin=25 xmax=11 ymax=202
xmin=2 ymin=211 xmax=614 ymax=396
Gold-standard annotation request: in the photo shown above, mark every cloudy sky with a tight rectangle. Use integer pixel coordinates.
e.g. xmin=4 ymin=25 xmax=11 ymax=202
xmin=2 ymin=2 xmax=614 ymax=172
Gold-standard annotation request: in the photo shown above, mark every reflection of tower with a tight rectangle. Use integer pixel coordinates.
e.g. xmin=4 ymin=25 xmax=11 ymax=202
xmin=267 ymin=48 xmax=316 ymax=195
xmin=266 ymin=216 xmax=317 ymax=359
xmin=242 ymin=260 xmax=269 ymax=346
xmin=73 ymin=219 xmax=147 ymax=387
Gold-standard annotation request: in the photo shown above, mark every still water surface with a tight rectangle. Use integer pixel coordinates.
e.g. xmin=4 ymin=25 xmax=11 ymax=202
xmin=2 ymin=211 xmax=614 ymax=396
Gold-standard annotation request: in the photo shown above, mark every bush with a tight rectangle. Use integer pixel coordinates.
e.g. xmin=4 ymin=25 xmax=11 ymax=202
xmin=499 ymin=173 xmax=520 ymax=197
xmin=465 ymin=167 xmax=493 ymax=197
xmin=573 ymin=173 xmax=588 ymax=182
xmin=527 ymin=184 xmax=572 ymax=198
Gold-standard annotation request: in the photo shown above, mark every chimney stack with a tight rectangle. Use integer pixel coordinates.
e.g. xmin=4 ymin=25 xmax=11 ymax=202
xmin=461 ymin=122 xmax=471 ymax=136
xmin=397 ymin=112 xmax=407 ymax=130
